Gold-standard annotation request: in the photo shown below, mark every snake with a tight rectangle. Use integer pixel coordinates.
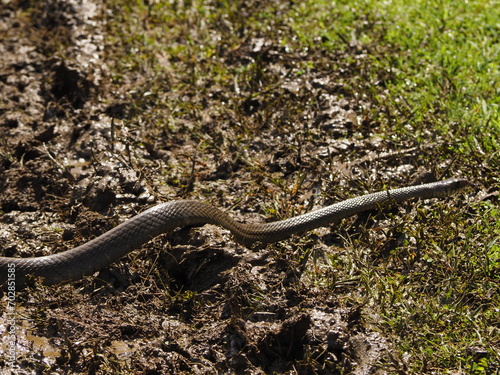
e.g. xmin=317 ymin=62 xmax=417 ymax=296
xmin=0 ymin=178 xmax=468 ymax=288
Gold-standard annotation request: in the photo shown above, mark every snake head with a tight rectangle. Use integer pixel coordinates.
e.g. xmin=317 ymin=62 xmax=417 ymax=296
xmin=445 ymin=178 xmax=471 ymax=192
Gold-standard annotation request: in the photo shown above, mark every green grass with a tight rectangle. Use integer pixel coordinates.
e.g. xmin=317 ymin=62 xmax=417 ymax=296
xmin=289 ymin=1 xmax=500 ymax=371
xmin=295 ymin=1 xmax=500 ymax=371
xmin=292 ymin=0 xmax=500 ymax=138
xmin=102 ymin=0 xmax=499 ymax=372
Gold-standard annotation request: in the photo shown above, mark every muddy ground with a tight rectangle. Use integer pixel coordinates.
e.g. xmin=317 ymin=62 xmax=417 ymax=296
xmin=0 ymin=1 xmax=476 ymax=374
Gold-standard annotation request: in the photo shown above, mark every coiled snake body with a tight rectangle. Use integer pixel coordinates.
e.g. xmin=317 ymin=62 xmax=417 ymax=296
xmin=0 ymin=178 xmax=468 ymax=287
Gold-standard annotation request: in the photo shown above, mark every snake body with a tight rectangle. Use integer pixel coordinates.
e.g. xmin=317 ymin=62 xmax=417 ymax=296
xmin=0 ymin=178 xmax=468 ymax=287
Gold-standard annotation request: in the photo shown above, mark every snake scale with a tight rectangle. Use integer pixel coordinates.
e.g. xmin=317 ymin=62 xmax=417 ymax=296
xmin=0 ymin=178 xmax=468 ymax=287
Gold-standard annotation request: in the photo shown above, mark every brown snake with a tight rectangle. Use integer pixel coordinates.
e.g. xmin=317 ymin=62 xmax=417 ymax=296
xmin=0 ymin=178 xmax=468 ymax=288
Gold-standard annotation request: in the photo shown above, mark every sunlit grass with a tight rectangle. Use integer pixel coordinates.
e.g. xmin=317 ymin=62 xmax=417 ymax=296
xmin=291 ymin=0 xmax=500 ymax=371
xmin=286 ymin=4 xmax=499 ymax=368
